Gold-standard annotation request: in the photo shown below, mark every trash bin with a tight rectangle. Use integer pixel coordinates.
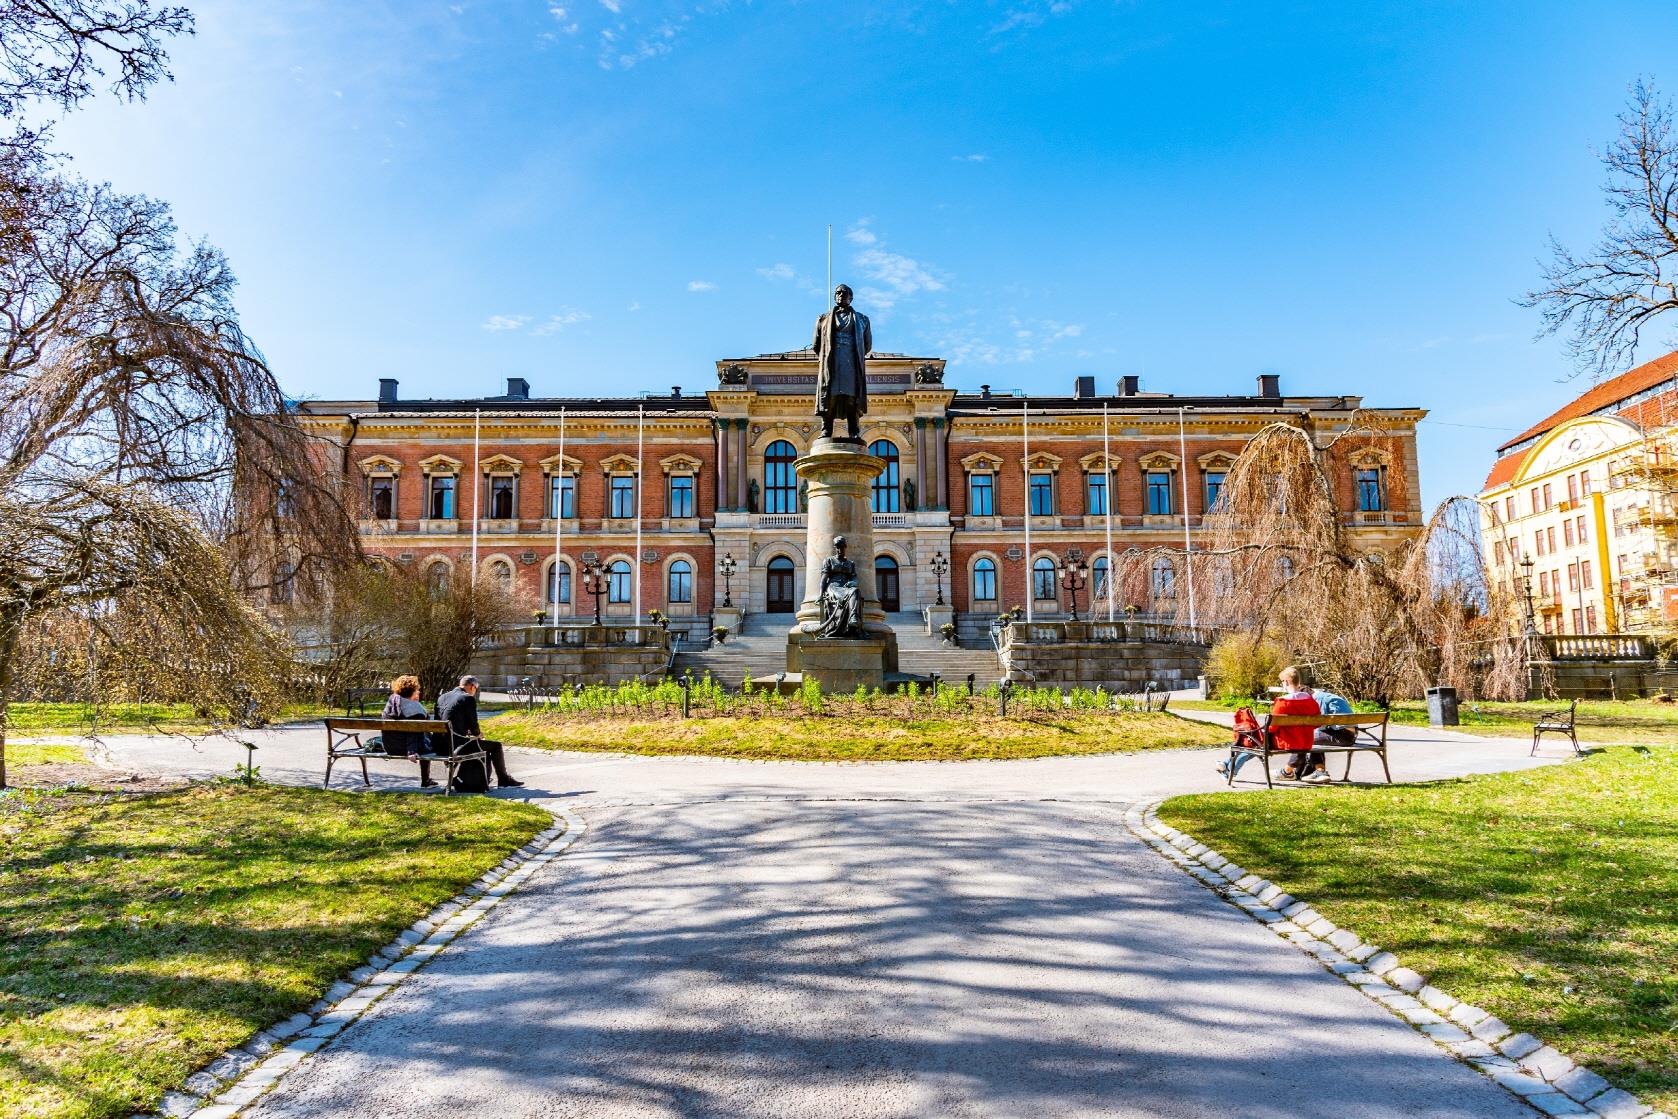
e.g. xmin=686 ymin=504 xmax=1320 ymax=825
xmin=1425 ymin=685 xmax=1459 ymax=727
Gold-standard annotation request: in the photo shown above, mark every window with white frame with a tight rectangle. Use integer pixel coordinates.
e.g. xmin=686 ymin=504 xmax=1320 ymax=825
xmin=668 ymin=559 xmax=693 ymax=603
xmin=973 ymin=557 xmax=997 ymax=601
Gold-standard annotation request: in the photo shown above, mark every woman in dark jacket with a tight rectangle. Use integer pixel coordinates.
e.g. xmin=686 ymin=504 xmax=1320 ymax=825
xmin=381 ymin=675 xmax=438 ymax=788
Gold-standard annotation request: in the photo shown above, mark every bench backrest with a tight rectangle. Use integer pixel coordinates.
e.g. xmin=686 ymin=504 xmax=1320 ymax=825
xmin=1265 ymin=713 xmax=1389 ymax=728
xmin=325 ymin=717 xmax=452 ymax=733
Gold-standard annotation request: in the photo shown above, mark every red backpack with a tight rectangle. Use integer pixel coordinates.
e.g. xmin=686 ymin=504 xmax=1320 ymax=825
xmin=1232 ymin=706 xmax=1262 ymax=747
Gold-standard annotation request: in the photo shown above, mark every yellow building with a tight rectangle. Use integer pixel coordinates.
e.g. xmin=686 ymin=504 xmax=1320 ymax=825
xmin=1479 ymin=351 xmax=1678 ymax=634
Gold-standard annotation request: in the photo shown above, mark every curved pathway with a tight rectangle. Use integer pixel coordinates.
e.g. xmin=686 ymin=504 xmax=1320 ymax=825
xmin=80 ymin=717 xmax=1566 ymax=1118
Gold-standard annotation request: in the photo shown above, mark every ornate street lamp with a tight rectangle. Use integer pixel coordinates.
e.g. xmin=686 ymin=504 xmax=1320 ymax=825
xmin=1519 ymin=554 xmax=1538 ymax=637
xmin=719 ymin=552 xmax=737 ymax=608
xmin=580 ymin=557 xmax=607 ymax=626
xmin=1059 ymin=547 xmax=1090 ymax=621
xmin=930 ymin=550 xmax=948 ymax=607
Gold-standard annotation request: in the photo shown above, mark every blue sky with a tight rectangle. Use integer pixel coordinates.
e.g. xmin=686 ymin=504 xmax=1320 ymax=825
xmin=48 ymin=0 xmax=1678 ymax=506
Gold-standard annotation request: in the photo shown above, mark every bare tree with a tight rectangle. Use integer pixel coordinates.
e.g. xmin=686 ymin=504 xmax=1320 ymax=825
xmin=1525 ymin=80 xmax=1678 ymax=377
xmin=0 ymin=2 xmax=358 ymax=786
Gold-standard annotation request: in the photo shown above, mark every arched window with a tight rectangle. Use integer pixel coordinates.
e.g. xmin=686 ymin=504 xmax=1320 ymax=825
xmin=547 ymin=560 xmax=572 ymax=604
xmin=870 ymin=439 xmax=900 ymax=513
xmin=487 ymin=559 xmax=513 ymax=595
xmin=667 ymin=559 xmax=692 ymax=603
xmin=607 ymin=559 xmax=632 ymax=603
xmin=426 ymin=562 xmax=449 ymax=598
xmin=1092 ymin=555 xmax=1110 ymax=602
xmin=1278 ymin=555 xmax=1295 ymax=583
xmin=973 ymin=557 xmax=997 ymax=602
xmin=764 ymin=440 xmax=798 ymax=514
xmin=1033 ymin=556 xmax=1057 ymax=600
xmin=1151 ymin=557 xmax=1176 ymax=599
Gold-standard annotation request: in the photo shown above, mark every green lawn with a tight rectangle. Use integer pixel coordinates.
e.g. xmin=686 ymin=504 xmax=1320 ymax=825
xmin=1179 ymin=696 xmax=1678 ymax=746
xmin=1159 ymin=746 xmax=1678 ymax=1112
xmin=7 ymin=741 xmax=89 ymax=767
xmin=495 ymin=708 xmax=1220 ymax=761
xmin=0 ymin=784 xmax=550 ymax=1119
xmin=5 ymin=700 xmax=514 ymax=736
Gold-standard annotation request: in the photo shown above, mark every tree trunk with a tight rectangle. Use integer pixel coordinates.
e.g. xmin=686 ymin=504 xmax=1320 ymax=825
xmin=0 ymin=608 xmax=22 ymax=791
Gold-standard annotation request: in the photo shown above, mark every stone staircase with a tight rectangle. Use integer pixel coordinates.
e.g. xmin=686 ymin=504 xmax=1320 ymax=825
xmin=671 ymin=610 xmax=1005 ymax=690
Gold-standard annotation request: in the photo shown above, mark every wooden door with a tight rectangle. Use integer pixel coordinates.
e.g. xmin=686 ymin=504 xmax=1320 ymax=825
xmin=766 ymin=557 xmax=797 ymax=613
xmin=875 ymin=556 xmax=900 ymax=612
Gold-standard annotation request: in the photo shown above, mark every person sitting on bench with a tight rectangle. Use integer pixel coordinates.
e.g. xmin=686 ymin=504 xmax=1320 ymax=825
xmin=381 ymin=675 xmax=439 ymax=788
xmin=1303 ymin=685 xmax=1357 ymax=780
xmin=436 ymin=676 xmax=523 ymax=790
xmin=1271 ymin=666 xmax=1326 ymax=783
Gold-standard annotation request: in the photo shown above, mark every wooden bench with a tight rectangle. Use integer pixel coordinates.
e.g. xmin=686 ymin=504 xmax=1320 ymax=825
xmin=340 ymin=687 xmax=389 ymax=716
xmin=323 ymin=717 xmax=489 ymax=794
xmin=1531 ymin=698 xmax=1582 ymax=757
xmin=1226 ymin=712 xmax=1392 ymax=788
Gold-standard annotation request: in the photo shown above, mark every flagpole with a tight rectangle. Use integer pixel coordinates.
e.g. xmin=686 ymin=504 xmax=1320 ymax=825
xmin=470 ymin=408 xmax=481 ymax=587
xmin=1178 ymin=406 xmax=1197 ymax=628
xmin=1023 ymin=398 xmax=1033 ymax=624
xmin=635 ymin=403 xmax=645 ymax=621
xmin=1103 ymin=402 xmax=1115 ymax=622
xmin=554 ymin=407 xmax=566 ymax=615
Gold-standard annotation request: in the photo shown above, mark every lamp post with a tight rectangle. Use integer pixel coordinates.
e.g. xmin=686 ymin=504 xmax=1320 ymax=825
xmin=1520 ymin=554 xmax=1538 ymax=636
xmin=1058 ymin=546 xmax=1090 ymax=621
xmin=580 ymin=557 xmax=607 ymax=626
xmin=930 ymin=550 xmax=948 ymax=607
xmin=719 ymin=552 xmax=737 ymax=609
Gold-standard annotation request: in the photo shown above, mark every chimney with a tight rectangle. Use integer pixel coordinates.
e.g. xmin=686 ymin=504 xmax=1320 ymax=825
xmin=506 ymin=377 xmax=530 ymax=400
xmin=1118 ymin=375 xmax=1140 ymax=397
xmin=1257 ymin=373 xmax=1281 ymax=399
xmin=378 ymin=377 xmax=399 ymax=403
xmin=671 ymin=386 xmax=682 ymax=398
xmin=1074 ymin=375 xmax=1095 ymax=399
xmin=980 ymin=384 xmax=992 ymax=399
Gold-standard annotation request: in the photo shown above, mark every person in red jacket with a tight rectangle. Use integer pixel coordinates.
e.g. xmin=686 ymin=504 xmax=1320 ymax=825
xmin=1271 ymin=666 xmax=1326 ymax=782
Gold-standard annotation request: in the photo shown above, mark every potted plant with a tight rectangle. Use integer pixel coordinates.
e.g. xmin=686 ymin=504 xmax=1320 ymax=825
xmin=647 ymin=608 xmax=669 ymax=629
xmin=533 ymin=607 xmax=549 ymax=626
xmin=938 ymin=621 xmax=958 ymax=646
xmin=711 ymin=625 xmax=729 ymax=645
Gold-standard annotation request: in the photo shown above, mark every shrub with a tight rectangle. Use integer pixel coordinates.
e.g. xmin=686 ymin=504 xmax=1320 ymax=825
xmin=1206 ymin=634 xmax=1287 ymax=701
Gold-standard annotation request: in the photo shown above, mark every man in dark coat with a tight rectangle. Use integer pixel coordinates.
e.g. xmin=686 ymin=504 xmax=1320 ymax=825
xmin=435 ymin=676 xmax=522 ymax=789
xmin=811 ymin=283 xmax=872 ymax=441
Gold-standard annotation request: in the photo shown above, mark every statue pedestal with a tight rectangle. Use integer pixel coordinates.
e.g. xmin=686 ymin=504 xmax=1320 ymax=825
xmin=787 ymin=437 xmax=898 ymax=691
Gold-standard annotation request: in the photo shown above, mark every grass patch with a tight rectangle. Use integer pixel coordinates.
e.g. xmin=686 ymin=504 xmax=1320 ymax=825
xmin=6 ymin=700 xmax=512 ymax=736
xmin=7 ymin=741 xmax=88 ymax=767
xmin=1158 ymin=747 xmax=1678 ymax=1112
xmin=0 ymin=784 xmax=549 ymax=1119
xmin=1177 ymin=696 xmax=1678 ymax=746
xmin=495 ymin=708 xmax=1218 ymax=761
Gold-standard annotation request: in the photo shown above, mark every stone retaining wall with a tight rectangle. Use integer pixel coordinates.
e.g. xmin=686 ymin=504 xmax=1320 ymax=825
xmin=1003 ymin=639 xmax=1207 ymax=691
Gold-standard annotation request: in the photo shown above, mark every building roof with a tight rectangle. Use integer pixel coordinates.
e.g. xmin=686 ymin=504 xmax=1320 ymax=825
xmin=1482 ymin=449 xmax=1528 ymax=491
xmin=1497 ymin=349 xmax=1678 ymax=453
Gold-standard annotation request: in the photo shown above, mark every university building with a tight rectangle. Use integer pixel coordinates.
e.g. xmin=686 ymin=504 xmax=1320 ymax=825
xmin=291 ymin=349 xmax=1426 ymax=637
xmin=1479 ymin=350 xmax=1678 ymax=635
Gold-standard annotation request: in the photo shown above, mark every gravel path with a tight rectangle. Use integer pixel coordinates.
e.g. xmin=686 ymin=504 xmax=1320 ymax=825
xmin=80 ymin=717 xmax=1567 ymax=1117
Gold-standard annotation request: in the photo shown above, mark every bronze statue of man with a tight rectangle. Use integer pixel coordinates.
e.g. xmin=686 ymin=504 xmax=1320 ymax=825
xmin=814 ymin=535 xmax=864 ymax=638
xmin=811 ymin=284 xmax=871 ymax=441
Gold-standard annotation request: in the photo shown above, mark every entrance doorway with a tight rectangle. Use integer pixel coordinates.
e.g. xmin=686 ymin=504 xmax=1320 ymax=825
xmin=766 ymin=556 xmax=797 ymax=613
xmin=875 ymin=555 xmax=900 ymax=612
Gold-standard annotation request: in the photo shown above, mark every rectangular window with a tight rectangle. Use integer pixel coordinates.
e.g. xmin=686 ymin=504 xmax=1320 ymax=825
xmin=1576 ymin=515 xmax=1588 ymax=544
xmin=609 ymin=475 xmax=637 ymax=519
xmin=1567 ymin=474 xmax=1579 ymax=502
xmin=1535 ymin=531 xmax=1546 ymax=557
xmin=1542 ymin=483 xmax=1553 ymax=509
xmin=429 ymin=475 xmax=456 ymax=520
xmin=1355 ymin=467 xmax=1386 ymax=512
xmin=1564 ymin=519 xmax=1575 ymax=547
xmin=1544 ymin=615 xmax=1555 ymax=635
xmin=489 ymin=476 xmax=516 ymax=520
xmin=1205 ymin=472 xmax=1226 ymax=511
xmin=1530 ymin=488 xmax=1540 ymax=515
xmin=1505 ymin=496 xmax=1515 ymax=522
xmin=1581 ymin=471 xmax=1593 ymax=496
xmin=607 ymin=564 xmax=631 ymax=603
xmin=1547 ymin=526 xmax=1557 ymax=552
xmin=1585 ymin=605 xmax=1598 ymax=632
xmin=270 ymin=562 xmax=295 ymax=606
xmin=1487 ymin=501 xmax=1500 ymax=526
xmin=668 ymin=475 xmax=695 ymax=518
xmin=968 ymin=473 xmax=995 ymax=516
xmin=1539 ymin=570 xmax=1550 ymax=597
xmin=1510 ymin=539 xmax=1521 ymax=561
xmin=549 ymin=475 xmax=576 ymax=519
xmin=1581 ymin=560 xmax=1593 ymax=590
xmin=1608 ymin=460 xmax=1620 ymax=488
xmin=1146 ymin=471 xmax=1173 ymax=515
xmin=1029 ymin=472 xmax=1055 ymax=516
xmin=1572 ymin=608 xmax=1583 ymax=633
xmin=368 ymin=477 xmax=395 ymax=520
xmin=1085 ymin=471 xmax=1108 ymax=515
xmin=1617 ymin=552 xmax=1628 ymax=572
xmin=1493 ymin=540 xmax=1505 ymax=565
xmin=1567 ymin=562 xmax=1580 ymax=592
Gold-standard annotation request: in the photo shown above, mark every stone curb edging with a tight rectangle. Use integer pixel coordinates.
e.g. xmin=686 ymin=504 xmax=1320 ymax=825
xmin=1123 ymin=800 xmax=1668 ymax=1119
xmin=135 ymin=805 xmax=589 ymax=1119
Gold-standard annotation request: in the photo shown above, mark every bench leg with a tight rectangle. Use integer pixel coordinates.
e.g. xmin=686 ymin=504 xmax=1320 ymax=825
xmin=1570 ymin=730 xmax=1582 ymax=757
xmin=1225 ymin=749 xmax=1237 ymax=787
xmin=360 ymin=757 xmax=370 ymax=787
xmin=1530 ymin=730 xmax=1540 ymax=757
xmin=1344 ymin=752 xmax=1355 ymax=782
xmin=1378 ymin=748 xmax=1392 ymax=783
xmin=324 ymin=754 xmax=334 ymax=790
xmin=1261 ymin=753 xmax=1273 ymax=789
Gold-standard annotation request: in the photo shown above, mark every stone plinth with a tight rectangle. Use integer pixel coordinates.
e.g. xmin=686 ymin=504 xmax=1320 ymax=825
xmin=787 ymin=438 xmax=898 ymax=690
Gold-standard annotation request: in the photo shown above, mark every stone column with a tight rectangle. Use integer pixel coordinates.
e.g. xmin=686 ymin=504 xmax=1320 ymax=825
xmin=735 ymin=419 xmax=750 ymax=513
xmin=715 ymin=418 xmax=731 ymax=511
xmin=933 ymin=418 xmax=949 ymax=510
xmin=914 ymin=417 xmax=928 ymax=509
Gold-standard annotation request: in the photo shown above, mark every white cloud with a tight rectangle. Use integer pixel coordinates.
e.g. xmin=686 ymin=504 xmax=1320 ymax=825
xmin=952 ymin=153 xmax=989 ymax=163
xmin=482 ymin=314 xmax=530 ymax=332
xmin=531 ymin=308 xmax=591 ymax=335
xmin=627 ymin=301 xmax=641 ymax=312
xmin=757 ymin=262 xmax=796 ymax=281
xmin=599 ymin=0 xmax=620 ymax=11
xmin=687 ymin=279 xmax=717 ymax=292
xmin=548 ymin=5 xmax=567 ymax=17
xmin=845 ymin=220 xmax=878 ymax=246
xmin=842 ymin=220 xmax=946 ymax=312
